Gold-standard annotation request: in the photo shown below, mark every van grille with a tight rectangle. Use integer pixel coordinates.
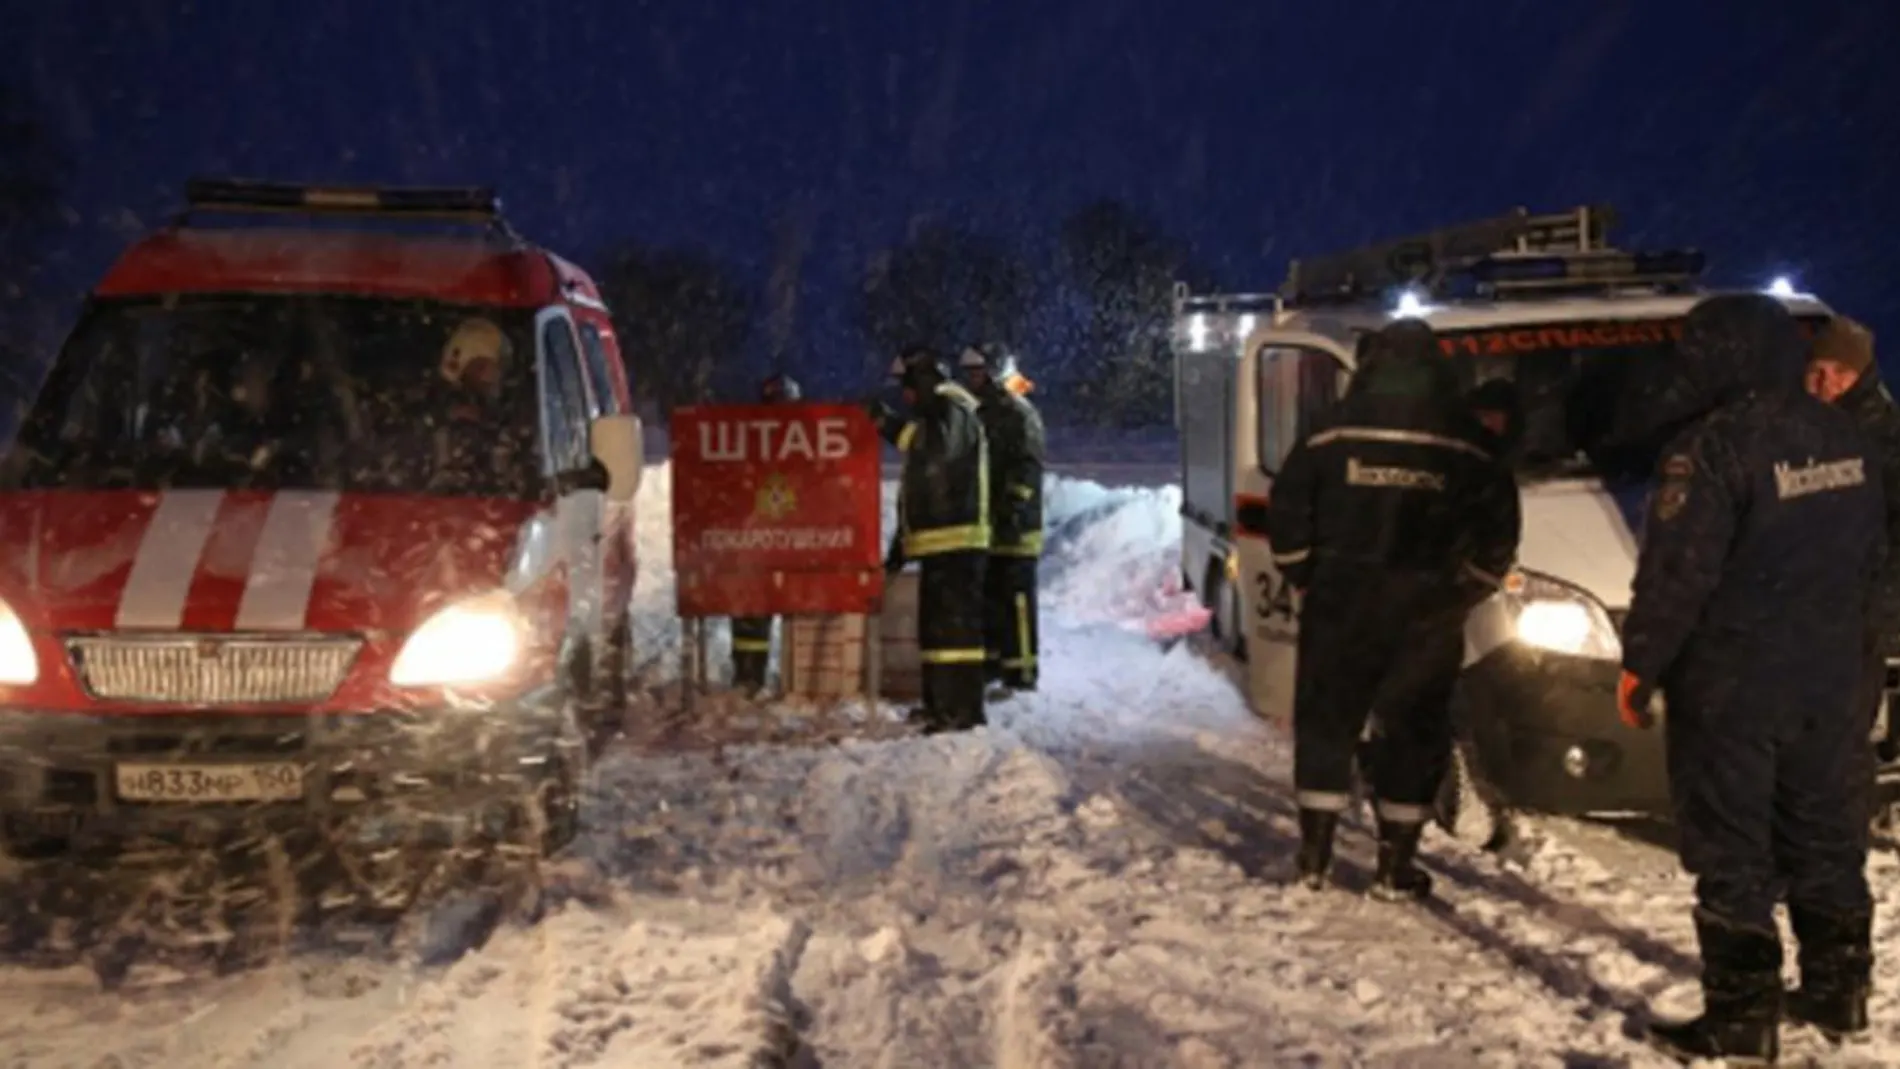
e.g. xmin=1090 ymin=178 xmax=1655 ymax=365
xmin=66 ymin=635 xmax=362 ymax=705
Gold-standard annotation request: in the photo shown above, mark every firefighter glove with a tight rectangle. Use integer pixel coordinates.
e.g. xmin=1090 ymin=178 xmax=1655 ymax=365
xmin=1618 ymin=670 xmax=1655 ymax=730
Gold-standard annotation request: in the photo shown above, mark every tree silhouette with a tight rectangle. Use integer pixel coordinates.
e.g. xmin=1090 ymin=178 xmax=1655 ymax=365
xmin=861 ymin=221 xmax=1034 ymax=375
xmin=0 ymin=81 xmax=68 ymax=297
xmin=594 ymin=244 xmax=757 ymax=416
xmin=1059 ymin=200 xmax=1213 ymax=427
xmin=0 ymin=80 xmax=70 ymax=412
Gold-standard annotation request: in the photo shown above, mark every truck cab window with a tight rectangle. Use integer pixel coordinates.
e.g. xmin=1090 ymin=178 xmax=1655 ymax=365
xmin=1258 ymin=347 xmax=1340 ymax=474
xmin=539 ymin=316 xmax=591 ymax=476
xmin=577 ymin=321 xmax=618 ymax=417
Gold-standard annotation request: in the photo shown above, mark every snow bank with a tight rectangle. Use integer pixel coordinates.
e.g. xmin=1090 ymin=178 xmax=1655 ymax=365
xmin=1039 ymin=481 xmax=1185 ymax=629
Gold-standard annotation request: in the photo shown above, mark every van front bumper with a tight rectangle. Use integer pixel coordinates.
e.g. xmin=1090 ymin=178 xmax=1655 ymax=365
xmin=1457 ymin=645 xmax=1672 ymax=818
xmin=0 ymin=690 xmax=582 ymax=855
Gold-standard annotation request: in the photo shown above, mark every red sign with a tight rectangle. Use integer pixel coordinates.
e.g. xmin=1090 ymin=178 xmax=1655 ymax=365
xmin=671 ymin=402 xmax=885 ymax=617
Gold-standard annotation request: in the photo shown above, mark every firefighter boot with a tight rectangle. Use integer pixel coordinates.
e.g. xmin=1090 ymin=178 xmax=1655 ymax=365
xmin=949 ymin=666 xmax=991 ymax=731
xmin=1787 ymin=904 xmax=1873 ymax=1042
xmin=1292 ymin=809 xmax=1338 ymax=890
xmin=1647 ymin=909 xmax=1781 ymax=1065
xmin=1368 ymin=819 xmax=1433 ymax=902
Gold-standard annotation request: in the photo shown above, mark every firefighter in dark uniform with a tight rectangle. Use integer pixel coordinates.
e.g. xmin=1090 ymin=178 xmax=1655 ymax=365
xmin=875 ymin=347 xmax=992 ymax=732
xmin=729 ymin=372 xmax=802 ymax=693
xmin=958 ymin=344 xmax=1046 ymax=696
xmin=1264 ymin=319 xmax=1520 ymax=901
xmin=1618 ymin=295 xmax=1885 ymax=1062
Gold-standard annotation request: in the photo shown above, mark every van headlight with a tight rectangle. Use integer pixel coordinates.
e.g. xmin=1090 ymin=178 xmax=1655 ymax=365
xmin=389 ymin=591 xmax=524 ymax=687
xmin=1507 ymin=572 xmax=1621 ymax=660
xmin=0 ymin=598 xmax=37 ymax=685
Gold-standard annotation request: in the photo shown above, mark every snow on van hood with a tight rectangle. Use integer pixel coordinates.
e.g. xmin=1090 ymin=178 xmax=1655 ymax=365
xmin=1513 ymin=478 xmax=1643 ymax=609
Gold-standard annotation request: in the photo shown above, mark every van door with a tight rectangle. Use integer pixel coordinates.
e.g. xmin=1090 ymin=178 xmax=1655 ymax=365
xmin=1237 ymin=341 xmax=1347 ymax=723
xmin=536 ymin=308 xmax=607 ymax=659
xmin=573 ymin=315 xmax=638 ymax=619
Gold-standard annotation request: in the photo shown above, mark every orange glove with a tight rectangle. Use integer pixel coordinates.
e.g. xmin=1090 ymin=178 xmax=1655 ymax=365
xmin=1618 ymin=670 xmax=1654 ymax=730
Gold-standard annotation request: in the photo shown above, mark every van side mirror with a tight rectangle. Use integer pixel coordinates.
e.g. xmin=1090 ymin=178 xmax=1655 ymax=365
xmin=588 ymin=413 xmax=643 ymax=503
xmin=552 ymin=459 xmax=610 ymax=496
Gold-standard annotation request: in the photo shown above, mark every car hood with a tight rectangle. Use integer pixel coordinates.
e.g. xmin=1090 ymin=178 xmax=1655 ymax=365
xmin=1513 ymin=478 xmax=1646 ymax=610
xmin=0 ymin=489 xmax=542 ymax=635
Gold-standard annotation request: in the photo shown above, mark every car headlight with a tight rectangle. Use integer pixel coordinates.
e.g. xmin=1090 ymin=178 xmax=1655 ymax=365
xmin=389 ymin=591 xmax=524 ymax=687
xmin=0 ymin=598 xmax=36 ymax=685
xmin=1507 ymin=572 xmax=1621 ymax=660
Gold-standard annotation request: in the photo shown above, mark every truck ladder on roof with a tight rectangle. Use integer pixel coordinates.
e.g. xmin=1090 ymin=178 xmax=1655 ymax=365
xmin=173 ymin=177 xmax=525 ymax=243
xmin=1280 ymin=204 xmax=1617 ymax=305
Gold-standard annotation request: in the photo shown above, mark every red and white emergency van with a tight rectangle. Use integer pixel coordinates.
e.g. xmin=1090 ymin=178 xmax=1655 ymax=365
xmin=0 ymin=179 xmax=642 ymax=864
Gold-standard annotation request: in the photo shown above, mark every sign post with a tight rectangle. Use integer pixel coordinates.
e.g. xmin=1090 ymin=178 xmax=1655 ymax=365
xmin=670 ymin=402 xmax=885 ymax=705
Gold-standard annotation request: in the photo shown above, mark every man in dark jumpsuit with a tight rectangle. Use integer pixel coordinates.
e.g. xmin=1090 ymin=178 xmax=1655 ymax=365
xmin=1265 ymin=320 xmax=1520 ymax=901
xmin=875 ymin=347 xmax=991 ymax=732
xmin=1790 ymin=313 xmax=1898 ymax=1042
xmin=1806 ymin=315 xmax=1900 ymax=760
xmin=1618 ymin=295 xmax=1885 ymax=1062
xmin=729 ymin=372 xmax=802 ymax=693
xmin=958 ymin=344 xmax=1047 ymax=697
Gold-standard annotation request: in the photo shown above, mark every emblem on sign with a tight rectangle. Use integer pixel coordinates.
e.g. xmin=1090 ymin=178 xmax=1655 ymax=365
xmin=195 ymin=638 xmax=224 ymax=662
xmin=754 ymin=473 xmax=797 ymax=521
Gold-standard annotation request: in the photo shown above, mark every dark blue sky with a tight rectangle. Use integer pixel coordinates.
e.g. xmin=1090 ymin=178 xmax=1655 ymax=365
xmin=6 ymin=0 xmax=1896 ymax=396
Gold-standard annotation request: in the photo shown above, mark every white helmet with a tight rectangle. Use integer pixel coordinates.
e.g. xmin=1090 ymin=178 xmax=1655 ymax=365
xmin=440 ymin=317 xmax=513 ymax=393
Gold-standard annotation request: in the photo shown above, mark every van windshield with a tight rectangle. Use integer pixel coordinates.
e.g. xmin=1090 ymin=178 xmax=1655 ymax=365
xmin=1440 ymin=315 xmax=1834 ymax=483
xmin=1438 ymin=321 xmax=1682 ymax=483
xmin=0 ymin=294 xmax=543 ymax=498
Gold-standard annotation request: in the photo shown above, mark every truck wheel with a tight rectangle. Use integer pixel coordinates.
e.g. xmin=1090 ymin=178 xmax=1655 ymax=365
xmin=532 ymin=748 xmax=584 ymax=856
xmin=1872 ymin=805 xmax=1897 ymax=850
xmin=1206 ymin=561 xmax=1247 ymax=662
xmin=1869 ymin=768 xmax=1900 ymax=849
xmin=1435 ymin=743 xmax=1510 ymax=852
xmin=90 ymin=934 xmax=143 ymax=991
xmin=564 ymin=635 xmax=624 ymax=751
xmin=602 ymin=614 xmax=633 ymax=711
xmin=541 ymin=782 xmax=580 ymax=856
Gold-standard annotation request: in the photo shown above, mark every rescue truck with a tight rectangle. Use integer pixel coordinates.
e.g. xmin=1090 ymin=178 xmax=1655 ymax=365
xmin=1172 ymin=205 xmax=1896 ymax=847
xmin=0 ymin=179 xmax=641 ymax=919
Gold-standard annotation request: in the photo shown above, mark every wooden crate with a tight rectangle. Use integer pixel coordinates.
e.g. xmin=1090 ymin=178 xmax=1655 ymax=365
xmin=776 ymin=571 xmax=924 ymax=704
xmin=783 ymin=614 xmax=867 ymax=701
xmin=877 ymin=568 xmax=923 ymax=704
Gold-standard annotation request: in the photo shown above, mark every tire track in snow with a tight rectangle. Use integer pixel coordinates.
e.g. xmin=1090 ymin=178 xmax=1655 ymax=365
xmin=795 ymin=744 xmax=916 ymax=888
xmin=338 ymin=901 xmax=813 ymax=1069
xmin=0 ymin=954 xmax=405 ymax=1069
xmin=990 ymin=936 xmax=1082 ymax=1069
xmin=783 ymin=917 xmax=1087 ymax=1069
xmin=732 ymin=728 xmax=1095 ymax=1067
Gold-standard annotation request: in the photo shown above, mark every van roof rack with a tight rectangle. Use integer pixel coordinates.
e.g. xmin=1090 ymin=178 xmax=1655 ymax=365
xmin=1172 ymin=285 xmax=1280 ymax=316
xmin=173 ymin=177 xmax=525 ymax=242
xmin=1277 ymin=204 xmax=1700 ymax=307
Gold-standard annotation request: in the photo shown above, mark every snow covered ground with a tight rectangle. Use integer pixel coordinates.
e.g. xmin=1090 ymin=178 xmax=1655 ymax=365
xmin=7 ymin=451 xmax=1900 ymax=1066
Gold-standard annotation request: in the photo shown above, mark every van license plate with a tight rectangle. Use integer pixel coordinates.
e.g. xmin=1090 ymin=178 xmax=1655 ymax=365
xmin=115 ymin=763 xmax=305 ymax=804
